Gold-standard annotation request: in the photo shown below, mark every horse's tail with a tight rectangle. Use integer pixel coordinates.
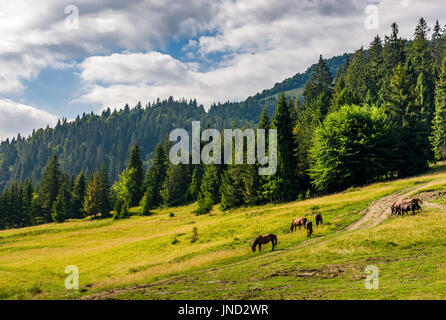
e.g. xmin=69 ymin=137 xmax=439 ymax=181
xmin=273 ymin=235 xmax=278 ymax=246
xmin=290 ymin=221 xmax=294 ymax=231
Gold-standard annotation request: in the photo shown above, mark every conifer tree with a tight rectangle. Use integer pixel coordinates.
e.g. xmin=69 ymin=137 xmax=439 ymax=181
xmin=71 ymin=171 xmax=86 ymax=218
xmin=432 ymin=57 xmax=446 ymax=161
xmin=303 ymin=54 xmax=333 ymax=120
xmin=142 ymin=144 xmax=167 ymax=209
xmin=268 ymin=93 xmax=298 ymax=202
xmin=40 ymin=154 xmax=62 ymax=221
xmin=83 ymin=173 xmax=102 ymax=218
xmin=51 ymin=182 xmax=70 ymax=223
xmin=98 ymin=164 xmax=111 ymax=217
xmin=127 ymin=142 xmax=145 ymax=207
xmin=196 ymin=164 xmax=220 ymax=214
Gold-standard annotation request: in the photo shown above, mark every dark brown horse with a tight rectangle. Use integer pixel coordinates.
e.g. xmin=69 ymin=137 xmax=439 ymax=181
xmin=290 ymin=217 xmax=307 ymax=232
xmin=252 ymin=234 xmax=278 ymax=252
xmin=315 ymin=213 xmax=323 ymax=226
xmin=305 ymin=221 xmax=313 ymax=238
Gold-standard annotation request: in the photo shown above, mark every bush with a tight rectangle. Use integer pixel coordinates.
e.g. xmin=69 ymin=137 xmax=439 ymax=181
xmin=309 ymin=105 xmax=397 ymax=193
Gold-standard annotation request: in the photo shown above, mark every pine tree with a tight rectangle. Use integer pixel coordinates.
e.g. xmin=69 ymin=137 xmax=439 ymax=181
xmin=267 ymin=93 xmax=298 ymax=202
xmin=98 ymin=163 xmax=111 ymax=217
xmin=196 ymin=164 xmax=220 ymax=214
xmin=127 ymin=142 xmax=145 ymax=207
xmin=40 ymin=154 xmax=62 ymax=221
xmin=344 ymin=47 xmax=368 ymax=104
xmin=432 ymin=20 xmax=444 ymax=77
xmin=367 ymin=36 xmax=384 ymax=104
xmin=71 ymin=171 xmax=86 ymax=218
xmin=162 ymin=163 xmax=190 ymax=207
xmin=51 ymin=182 xmax=70 ymax=223
xmin=83 ymin=173 xmax=102 ymax=218
xmin=432 ymin=57 xmax=446 ymax=161
xmin=303 ymin=54 xmax=333 ymax=120
xmin=142 ymin=144 xmax=167 ymax=209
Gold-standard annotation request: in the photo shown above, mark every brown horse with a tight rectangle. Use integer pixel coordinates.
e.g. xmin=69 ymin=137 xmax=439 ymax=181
xmin=252 ymin=234 xmax=278 ymax=252
xmin=305 ymin=221 xmax=313 ymax=238
xmin=290 ymin=217 xmax=307 ymax=232
xmin=391 ymin=200 xmax=404 ymax=215
xmin=315 ymin=213 xmax=323 ymax=226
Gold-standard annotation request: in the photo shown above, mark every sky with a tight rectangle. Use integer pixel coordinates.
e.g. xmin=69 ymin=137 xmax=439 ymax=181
xmin=0 ymin=0 xmax=446 ymax=141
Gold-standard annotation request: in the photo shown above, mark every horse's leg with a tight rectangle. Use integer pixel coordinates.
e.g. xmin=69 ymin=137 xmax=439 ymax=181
xmin=259 ymin=244 xmax=261 ymax=252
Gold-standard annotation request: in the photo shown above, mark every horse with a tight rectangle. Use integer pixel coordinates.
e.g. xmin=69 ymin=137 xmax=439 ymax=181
xmin=401 ymin=201 xmax=422 ymax=215
xmin=315 ymin=213 xmax=323 ymax=226
xmin=305 ymin=221 xmax=313 ymax=238
xmin=290 ymin=217 xmax=307 ymax=232
xmin=408 ymin=198 xmax=423 ymax=213
xmin=252 ymin=234 xmax=278 ymax=252
xmin=391 ymin=200 xmax=404 ymax=215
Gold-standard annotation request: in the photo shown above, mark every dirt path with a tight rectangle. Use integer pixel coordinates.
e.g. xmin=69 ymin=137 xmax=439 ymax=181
xmin=346 ymin=181 xmax=441 ymax=231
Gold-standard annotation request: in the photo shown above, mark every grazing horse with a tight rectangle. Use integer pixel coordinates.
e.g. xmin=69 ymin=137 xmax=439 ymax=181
xmin=401 ymin=201 xmax=421 ymax=215
xmin=391 ymin=200 xmax=404 ymax=215
xmin=315 ymin=213 xmax=323 ymax=226
xmin=305 ymin=221 xmax=313 ymax=238
xmin=409 ymin=198 xmax=423 ymax=213
xmin=290 ymin=217 xmax=307 ymax=232
xmin=252 ymin=234 xmax=278 ymax=252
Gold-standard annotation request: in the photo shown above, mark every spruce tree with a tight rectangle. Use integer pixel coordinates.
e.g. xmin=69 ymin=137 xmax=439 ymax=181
xmin=127 ymin=142 xmax=145 ymax=207
xmin=71 ymin=171 xmax=86 ymax=218
xmin=303 ymin=54 xmax=333 ymax=120
xmin=51 ymin=182 xmax=70 ymax=223
xmin=196 ymin=164 xmax=220 ymax=214
xmin=40 ymin=154 xmax=62 ymax=221
xmin=432 ymin=57 xmax=446 ymax=161
xmin=98 ymin=163 xmax=111 ymax=217
xmin=268 ymin=93 xmax=298 ymax=202
xmin=142 ymin=144 xmax=167 ymax=209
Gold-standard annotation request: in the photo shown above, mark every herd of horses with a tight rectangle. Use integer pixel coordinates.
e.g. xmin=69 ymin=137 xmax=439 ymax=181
xmin=390 ymin=198 xmax=423 ymax=216
xmin=251 ymin=198 xmax=424 ymax=253
xmin=251 ymin=213 xmax=323 ymax=253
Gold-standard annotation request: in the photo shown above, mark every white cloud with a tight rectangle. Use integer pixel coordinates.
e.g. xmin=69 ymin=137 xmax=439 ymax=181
xmin=74 ymin=0 xmax=446 ymax=111
xmin=3 ymin=0 xmax=446 ymax=115
xmin=0 ymin=99 xmax=58 ymax=140
xmin=0 ymin=0 xmax=218 ymax=93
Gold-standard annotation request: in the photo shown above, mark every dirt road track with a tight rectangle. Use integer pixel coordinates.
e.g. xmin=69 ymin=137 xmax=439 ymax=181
xmin=347 ymin=181 xmax=442 ymax=231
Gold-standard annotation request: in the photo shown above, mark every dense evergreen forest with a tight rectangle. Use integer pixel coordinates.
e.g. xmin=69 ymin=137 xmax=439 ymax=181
xmin=0 ymin=55 xmax=347 ymax=191
xmin=1 ymin=18 xmax=446 ymax=231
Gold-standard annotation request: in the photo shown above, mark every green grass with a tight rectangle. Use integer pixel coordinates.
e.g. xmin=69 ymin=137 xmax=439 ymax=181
xmin=1 ymin=165 xmax=446 ymax=299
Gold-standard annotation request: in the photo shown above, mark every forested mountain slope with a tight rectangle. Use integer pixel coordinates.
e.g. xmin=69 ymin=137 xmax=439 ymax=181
xmin=0 ymin=54 xmax=347 ymax=190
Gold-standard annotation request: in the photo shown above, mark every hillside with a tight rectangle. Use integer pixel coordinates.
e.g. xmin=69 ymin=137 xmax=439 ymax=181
xmin=0 ymin=54 xmax=347 ymax=190
xmin=1 ymin=163 xmax=446 ymax=300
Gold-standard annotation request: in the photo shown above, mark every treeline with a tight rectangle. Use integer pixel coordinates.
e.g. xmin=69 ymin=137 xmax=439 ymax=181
xmin=0 ymin=155 xmax=112 ymax=228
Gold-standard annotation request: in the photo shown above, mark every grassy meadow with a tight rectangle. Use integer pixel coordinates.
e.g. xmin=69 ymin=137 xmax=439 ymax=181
xmin=1 ymin=165 xmax=446 ymax=299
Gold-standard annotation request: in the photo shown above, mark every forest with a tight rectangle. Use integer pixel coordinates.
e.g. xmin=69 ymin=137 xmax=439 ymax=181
xmin=1 ymin=18 xmax=446 ymax=230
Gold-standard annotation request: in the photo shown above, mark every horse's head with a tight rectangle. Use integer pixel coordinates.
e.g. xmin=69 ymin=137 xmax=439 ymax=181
xmin=251 ymin=240 xmax=257 ymax=252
